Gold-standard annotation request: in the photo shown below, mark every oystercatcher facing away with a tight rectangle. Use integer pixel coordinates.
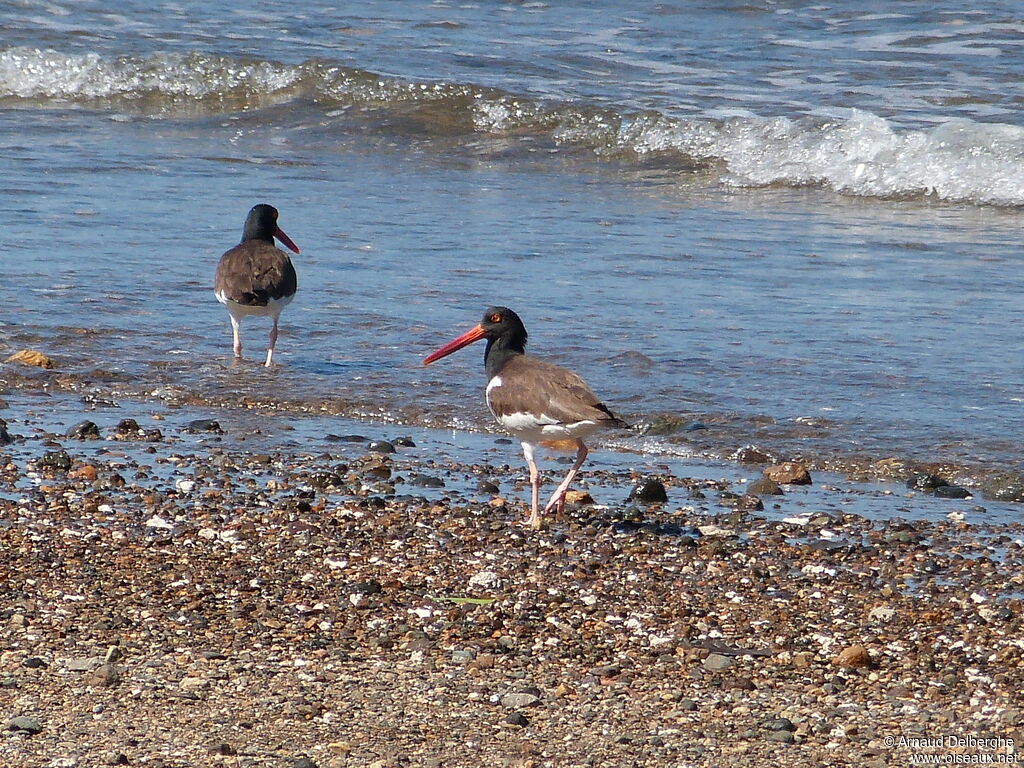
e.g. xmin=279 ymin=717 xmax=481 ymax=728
xmin=424 ymin=306 xmax=626 ymax=529
xmin=214 ymin=204 xmax=300 ymax=367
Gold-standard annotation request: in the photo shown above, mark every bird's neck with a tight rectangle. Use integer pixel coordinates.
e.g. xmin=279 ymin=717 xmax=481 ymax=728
xmin=484 ymin=335 xmax=525 ymax=379
xmin=242 ymin=223 xmax=275 ymax=245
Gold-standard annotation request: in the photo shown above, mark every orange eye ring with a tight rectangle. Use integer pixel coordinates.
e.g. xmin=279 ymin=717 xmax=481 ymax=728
xmin=489 ymin=313 xmax=502 ymax=323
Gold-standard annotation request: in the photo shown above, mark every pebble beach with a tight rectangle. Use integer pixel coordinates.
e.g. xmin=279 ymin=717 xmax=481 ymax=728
xmin=2 ymin=395 xmax=1022 ymax=767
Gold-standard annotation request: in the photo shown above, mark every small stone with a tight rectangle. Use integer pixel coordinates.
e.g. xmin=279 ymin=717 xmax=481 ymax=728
xmin=66 ymin=657 xmax=99 ymax=672
xmin=564 ymin=489 xmax=594 ymax=505
xmin=833 ymin=645 xmax=873 ymax=669
xmin=505 ymin=712 xmax=529 ymax=727
xmin=114 ymin=418 xmax=141 ymax=435
xmin=67 ymin=420 xmax=101 ymax=439
xmin=746 ymin=477 xmax=783 ymax=496
xmin=981 ymin=472 xmax=1024 ymax=503
xmin=734 ymin=445 xmax=774 ymax=464
xmin=86 ymin=663 xmax=122 ymax=687
xmin=679 ymin=699 xmax=698 ymax=711
xmin=325 ymin=434 xmax=367 ymax=442
xmin=476 ymin=479 xmax=500 ymax=494
xmin=702 ymin=653 xmax=733 ymax=671
xmin=451 ymin=650 xmax=475 ymax=663
xmin=22 ymin=656 xmax=46 ymax=669
xmin=763 ymin=462 xmax=812 ymax=485
xmin=207 ymin=742 xmax=236 ymax=756
xmin=103 ymin=752 xmax=129 ymax=766
xmin=0 ymin=424 xmax=12 ymax=445
xmin=185 ymin=418 xmax=222 ymax=433
xmin=408 ymin=473 xmax=444 ymax=488
xmin=393 ymin=437 xmax=416 ymax=447
xmin=934 ymin=485 xmax=971 ymax=499
xmin=501 ymin=692 xmax=541 ymax=709
xmin=367 ymin=440 xmax=396 ymax=454
xmin=628 ymin=478 xmax=668 ymax=504
xmin=308 ymin=472 xmax=345 ymax=490
xmin=70 ymin=464 xmax=99 ymax=482
xmin=39 ymin=450 xmax=72 ymax=471
xmin=104 ymin=646 xmax=123 ymax=663
xmin=766 ymin=717 xmax=796 ymax=732
xmin=733 ymin=493 xmax=764 ymax=511
xmin=291 ymin=759 xmax=319 ymax=768
xmin=8 ymin=716 xmax=43 ymax=734
xmin=6 ymin=349 xmax=54 ymax=369
xmin=907 ymin=473 xmax=948 ymax=491
xmin=767 ymin=731 xmax=795 ymax=744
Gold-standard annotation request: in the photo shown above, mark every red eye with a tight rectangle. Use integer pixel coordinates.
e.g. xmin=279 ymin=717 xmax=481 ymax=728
xmin=490 ymin=313 xmax=502 ymax=323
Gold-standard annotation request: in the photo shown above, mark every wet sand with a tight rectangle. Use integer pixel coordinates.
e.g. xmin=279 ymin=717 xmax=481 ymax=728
xmin=1 ymin=397 xmax=1022 ymax=767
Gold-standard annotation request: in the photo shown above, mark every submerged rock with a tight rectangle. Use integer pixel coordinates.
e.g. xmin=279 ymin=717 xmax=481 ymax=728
xmin=628 ymin=478 xmax=668 ymax=504
xmin=981 ymin=473 xmax=1024 ymax=503
xmin=39 ymin=450 xmax=72 ymax=471
xmin=185 ymin=418 xmax=222 ymax=433
xmin=67 ymin=420 xmax=101 ymax=440
xmin=746 ymin=477 xmax=783 ymax=496
xmin=763 ymin=462 xmax=812 ymax=485
xmin=6 ymin=349 xmax=54 ymax=369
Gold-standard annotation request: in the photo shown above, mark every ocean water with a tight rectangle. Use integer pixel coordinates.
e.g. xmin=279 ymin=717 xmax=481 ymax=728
xmin=1 ymin=1 xmax=1023 ymax=485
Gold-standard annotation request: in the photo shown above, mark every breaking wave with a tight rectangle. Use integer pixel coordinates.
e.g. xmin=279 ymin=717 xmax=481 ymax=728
xmin=4 ymin=46 xmax=1024 ymax=206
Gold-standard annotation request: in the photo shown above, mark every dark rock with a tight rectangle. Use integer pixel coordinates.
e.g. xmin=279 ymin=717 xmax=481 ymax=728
xmin=393 ymin=437 xmax=416 ymax=448
xmin=505 ymin=712 xmax=529 ymax=727
xmin=0 ymin=424 xmax=12 ymax=445
xmin=185 ymin=419 xmax=222 ymax=433
xmin=291 ymin=759 xmax=319 ymax=768
xmin=494 ymin=437 xmax=513 ymax=445
xmin=981 ymin=473 xmax=1024 ymax=503
xmin=766 ymin=717 xmax=796 ymax=732
xmin=325 ymin=434 xmax=367 ymax=443
xmin=103 ymin=752 xmax=129 ymax=766
xmin=114 ymin=418 xmax=141 ymax=435
xmin=39 ymin=450 xmax=72 ymax=471
xmin=679 ymin=699 xmax=698 ymax=711
xmin=763 ymin=462 xmax=812 ymax=485
xmin=934 ymin=485 xmax=971 ymax=499
xmin=746 ymin=477 xmax=783 ymax=496
xmin=367 ymin=440 xmax=396 ymax=454
xmin=683 ymin=421 xmax=708 ymax=432
xmin=207 ymin=742 xmax=236 ymax=756
xmin=907 ymin=473 xmax=948 ymax=492
xmin=476 ymin=479 xmax=500 ymax=494
xmin=408 ymin=473 xmax=444 ymax=488
xmin=8 ymin=716 xmax=42 ymax=734
xmin=349 ymin=580 xmax=382 ymax=595
xmin=307 ymin=472 xmax=345 ymax=490
xmin=767 ymin=731 xmax=795 ymax=744
xmin=628 ymin=478 xmax=668 ymax=504
xmin=22 ymin=657 xmax=46 ymax=669
xmin=734 ymin=445 xmax=774 ymax=464
xmin=733 ymin=493 xmax=764 ymax=511
xmin=67 ymin=420 xmax=101 ymax=439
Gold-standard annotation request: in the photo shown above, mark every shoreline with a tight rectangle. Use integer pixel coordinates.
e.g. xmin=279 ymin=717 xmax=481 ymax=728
xmin=1 ymin=395 xmax=1023 ymax=766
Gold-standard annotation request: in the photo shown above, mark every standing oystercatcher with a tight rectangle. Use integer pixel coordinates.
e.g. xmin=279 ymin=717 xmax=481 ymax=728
xmin=424 ymin=306 xmax=625 ymax=529
xmin=214 ymin=204 xmax=300 ymax=367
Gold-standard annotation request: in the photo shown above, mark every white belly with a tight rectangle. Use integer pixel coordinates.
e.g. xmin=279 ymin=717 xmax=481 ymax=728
xmin=216 ymin=291 xmax=293 ymax=320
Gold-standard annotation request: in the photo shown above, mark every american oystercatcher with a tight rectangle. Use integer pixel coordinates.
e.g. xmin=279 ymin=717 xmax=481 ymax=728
xmin=424 ymin=306 xmax=626 ymax=529
xmin=213 ymin=204 xmax=300 ymax=367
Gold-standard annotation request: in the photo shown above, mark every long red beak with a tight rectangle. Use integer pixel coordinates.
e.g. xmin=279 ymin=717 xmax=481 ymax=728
xmin=423 ymin=324 xmax=487 ymax=365
xmin=275 ymin=226 xmax=300 ymax=254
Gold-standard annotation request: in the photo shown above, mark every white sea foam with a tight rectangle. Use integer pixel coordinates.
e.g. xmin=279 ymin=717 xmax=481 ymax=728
xmin=4 ymin=46 xmax=1023 ymax=207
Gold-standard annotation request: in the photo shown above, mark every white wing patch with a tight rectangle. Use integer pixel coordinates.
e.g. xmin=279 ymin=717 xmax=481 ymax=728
xmin=486 ymin=376 xmax=503 ymax=395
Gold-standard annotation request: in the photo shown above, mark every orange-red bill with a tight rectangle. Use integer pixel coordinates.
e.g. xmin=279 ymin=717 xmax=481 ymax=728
xmin=423 ymin=324 xmax=487 ymax=365
xmin=275 ymin=226 xmax=300 ymax=254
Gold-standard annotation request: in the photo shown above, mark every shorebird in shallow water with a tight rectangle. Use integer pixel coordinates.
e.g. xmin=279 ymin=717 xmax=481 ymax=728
xmin=424 ymin=306 xmax=626 ymax=529
xmin=214 ymin=204 xmax=300 ymax=367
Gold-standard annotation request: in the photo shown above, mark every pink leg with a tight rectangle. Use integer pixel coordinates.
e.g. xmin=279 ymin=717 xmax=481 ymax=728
xmin=542 ymin=440 xmax=588 ymax=517
xmin=521 ymin=442 xmax=541 ymax=529
xmin=230 ymin=316 xmax=243 ymax=359
xmin=264 ymin=317 xmax=279 ymax=367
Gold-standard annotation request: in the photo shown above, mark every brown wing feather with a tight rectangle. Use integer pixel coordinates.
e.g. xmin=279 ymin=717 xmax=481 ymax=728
xmin=490 ymin=355 xmax=625 ymax=427
xmin=214 ymin=242 xmax=297 ymax=306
